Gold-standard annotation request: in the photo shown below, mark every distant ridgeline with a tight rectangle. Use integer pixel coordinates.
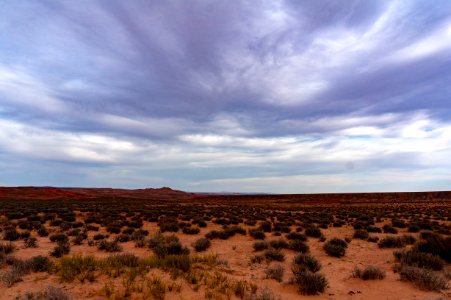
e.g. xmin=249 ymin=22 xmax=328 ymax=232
xmin=0 ymin=187 xmax=450 ymax=205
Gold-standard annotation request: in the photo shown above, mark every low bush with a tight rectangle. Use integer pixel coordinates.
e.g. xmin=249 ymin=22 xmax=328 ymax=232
xmin=305 ymin=227 xmax=322 ymax=238
xmin=0 ymin=242 xmax=15 ymax=254
xmin=286 ymin=232 xmax=307 ymax=241
xmin=399 ymin=266 xmax=448 ymax=291
xmin=49 ymin=233 xmax=68 ymax=243
xmin=253 ymin=241 xmax=269 ymax=251
xmin=50 ymin=241 xmax=70 ymax=257
xmin=97 ymin=240 xmax=122 ymax=252
xmin=378 ymin=235 xmax=415 ymax=248
xmin=148 ymin=234 xmax=189 ymax=258
xmin=293 ymin=253 xmax=321 ymax=273
xmin=59 ymin=255 xmax=97 ymax=283
xmin=289 ymin=240 xmax=309 ymax=253
xmin=269 ymin=238 xmax=288 ymax=250
xmin=249 ymin=229 xmax=266 ymax=240
xmin=323 ymin=238 xmax=347 ymax=257
xmin=30 ymin=255 xmax=53 ymax=272
xmin=193 ymin=237 xmax=211 ymax=252
xmin=352 ymin=266 xmax=385 ymax=280
xmin=413 ymin=232 xmax=451 ymax=262
xmin=182 ymin=226 xmax=200 ymax=235
xmin=353 ymin=230 xmax=369 ymax=240
xmin=265 ymin=264 xmax=284 ymax=282
xmin=394 ymin=250 xmax=445 ymax=271
xmin=264 ymin=249 xmax=285 ymax=262
xmin=15 ymin=286 xmax=70 ymax=300
xmin=292 ymin=270 xmax=328 ymax=295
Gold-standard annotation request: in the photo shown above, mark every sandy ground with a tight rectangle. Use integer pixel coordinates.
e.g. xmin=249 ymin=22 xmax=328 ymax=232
xmin=1 ymin=219 xmax=450 ymax=300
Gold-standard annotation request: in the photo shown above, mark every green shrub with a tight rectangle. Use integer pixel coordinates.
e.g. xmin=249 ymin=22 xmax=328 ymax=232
xmin=59 ymin=255 xmax=97 ymax=283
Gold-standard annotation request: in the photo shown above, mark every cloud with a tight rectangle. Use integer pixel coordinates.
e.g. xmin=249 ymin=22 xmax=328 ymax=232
xmin=0 ymin=1 xmax=450 ymax=191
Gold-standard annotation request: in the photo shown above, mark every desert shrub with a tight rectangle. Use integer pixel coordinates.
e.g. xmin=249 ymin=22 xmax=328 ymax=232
xmin=29 ymin=255 xmax=53 ymax=273
xmin=292 ymin=270 xmax=327 ymax=295
xmin=85 ymin=224 xmax=99 ymax=231
xmin=3 ymin=227 xmax=20 ymax=241
xmin=253 ymin=241 xmax=269 ymax=251
xmin=264 ymin=249 xmax=285 ymax=262
xmin=286 ymin=232 xmax=307 ymax=241
xmin=24 ymin=237 xmax=38 ymax=248
xmin=249 ymin=229 xmax=266 ymax=240
xmin=50 ymin=241 xmax=71 ymax=257
xmin=367 ymin=226 xmax=382 ymax=233
xmin=205 ymin=230 xmax=220 ymax=240
xmin=93 ymin=234 xmax=106 ymax=240
xmin=1 ymin=267 xmax=26 ymax=287
xmin=0 ymin=242 xmax=15 ymax=254
xmin=59 ymin=255 xmax=97 ymax=283
xmin=399 ymin=266 xmax=448 ymax=291
xmin=182 ymin=226 xmax=200 ymax=235
xmin=193 ymin=237 xmax=211 ymax=252
xmin=269 ymin=238 xmax=288 ymax=250
xmin=367 ymin=236 xmax=379 ymax=243
xmin=161 ymin=254 xmax=191 ymax=272
xmin=323 ymin=238 xmax=347 ymax=257
xmin=259 ymin=221 xmax=272 ymax=232
xmin=305 ymin=226 xmax=322 ymax=238
xmin=149 ymin=234 xmax=189 ymax=258
xmin=378 ymin=236 xmax=405 ymax=248
xmin=116 ymin=234 xmax=131 ymax=243
xmin=289 ymin=240 xmax=309 ymax=253
xmin=16 ymin=286 xmax=70 ymax=300
xmin=413 ymin=232 xmax=451 ymax=262
xmin=394 ymin=250 xmax=445 ymax=271
xmin=49 ymin=233 xmax=68 ymax=243
xmin=401 ymin=235 xmax=416 ymax=245
xmin=408 ymin=225 xmax=421 ymax=232
xmin=383 ymin=225 xmax=398 ymax=234
xmin=103 ymin=253 xmax=139 ymax=269
xmin=37 ymin=227 xmax=49 ymax=237
xmin=293 ymin=253 xmax=321 ymax=273
xmin=158 ymin=219 xmax=179 ymax=233
xmin=352 ymin=266 xmax=385 ymax=280
xmin=392 ymin=219 xmax=406 ymax=228
xmin=353 ymin=229 xmax=369 ymax=240
xmin=97 ymin=240 xmax=122 ymax=252
xmin=250 ymin=254 xmax=265 ymax=264
xmin=265 ymin=264 xmax=284 ymax=282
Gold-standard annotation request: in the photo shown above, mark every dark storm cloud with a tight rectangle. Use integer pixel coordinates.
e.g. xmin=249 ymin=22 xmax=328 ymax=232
xmin=0 ymin=1 xmax=451 ymax=191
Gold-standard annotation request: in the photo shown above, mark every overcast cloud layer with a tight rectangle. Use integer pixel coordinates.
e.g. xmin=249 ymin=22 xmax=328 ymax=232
xmin=1 ymin=0 xmax=451 ymax=193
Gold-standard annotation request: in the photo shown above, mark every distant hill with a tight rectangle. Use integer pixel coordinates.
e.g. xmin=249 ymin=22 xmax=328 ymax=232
xmin=0 ymin=186 xmax=195 ymax=201
xmin=0 ymin=187 xmax=450 ymax=204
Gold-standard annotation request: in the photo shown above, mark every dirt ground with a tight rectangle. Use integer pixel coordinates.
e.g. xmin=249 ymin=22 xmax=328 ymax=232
xmin=2 ymin=218 xmax=450 ymax=300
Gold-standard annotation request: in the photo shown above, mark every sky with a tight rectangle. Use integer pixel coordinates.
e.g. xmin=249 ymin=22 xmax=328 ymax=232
xmin=1 ymin=1 xmax=451 ymax=193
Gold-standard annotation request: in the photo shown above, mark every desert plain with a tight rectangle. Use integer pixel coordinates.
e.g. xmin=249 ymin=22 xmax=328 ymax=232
xmin=0 ymin=187 xmax=449 ymax=300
